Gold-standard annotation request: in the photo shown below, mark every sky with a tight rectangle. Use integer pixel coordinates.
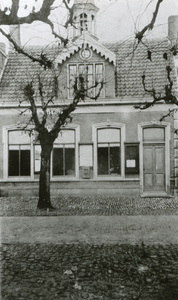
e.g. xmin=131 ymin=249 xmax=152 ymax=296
xmin=1 ymin=0 xmax=178 ymax=47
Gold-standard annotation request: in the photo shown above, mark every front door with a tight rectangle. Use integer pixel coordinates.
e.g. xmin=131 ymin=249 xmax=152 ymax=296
xmin=143 ymin=144 xmax=165 ymax=191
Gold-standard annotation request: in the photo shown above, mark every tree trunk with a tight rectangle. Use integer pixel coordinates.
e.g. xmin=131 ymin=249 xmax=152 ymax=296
xmin=37 ymin=142 xmax=54 ymax=210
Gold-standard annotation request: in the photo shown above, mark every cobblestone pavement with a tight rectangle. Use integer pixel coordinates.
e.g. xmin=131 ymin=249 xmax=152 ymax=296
xmin=1 ymin=243 xmax=178 ymax=300
xmin=0 ymin=196 xmax=178 ymax=216
xmin=1 ymin=196 xmax=178 ymax=299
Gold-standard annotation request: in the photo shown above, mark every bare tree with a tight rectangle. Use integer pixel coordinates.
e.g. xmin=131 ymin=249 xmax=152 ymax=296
xmin=21 ymin=59 xmax=103 ymax=209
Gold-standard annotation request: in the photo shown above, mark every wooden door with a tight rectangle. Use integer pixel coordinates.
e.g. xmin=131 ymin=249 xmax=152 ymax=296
xmin=143 ymin=145 xmax=165 ymax=191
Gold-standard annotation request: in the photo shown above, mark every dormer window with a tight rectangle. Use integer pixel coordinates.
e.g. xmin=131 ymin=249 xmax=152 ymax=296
xmin=80 ymin=13 xmax=88 ymax=33
xmin=68 ymin=63 xmax=104 ymax=99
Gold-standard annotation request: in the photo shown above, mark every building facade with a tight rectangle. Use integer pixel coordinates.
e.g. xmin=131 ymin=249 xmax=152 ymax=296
xmin=0 ymin=1 xmax=178 ymax=197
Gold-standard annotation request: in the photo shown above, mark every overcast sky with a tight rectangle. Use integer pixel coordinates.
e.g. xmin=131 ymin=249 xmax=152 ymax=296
xmin=1 ymin=0 xmax=178 ymax=46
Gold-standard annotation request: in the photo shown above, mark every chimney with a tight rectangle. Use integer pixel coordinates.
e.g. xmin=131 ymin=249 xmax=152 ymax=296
xmin=10 ymin=25 xmax=21 ymax=47
xmin=168 ymin=15 xmax=178 ymax=45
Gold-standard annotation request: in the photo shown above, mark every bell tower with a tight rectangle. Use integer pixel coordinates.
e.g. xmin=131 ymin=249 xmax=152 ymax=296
xmin=72 ymin=0 xmax=99 ymax=39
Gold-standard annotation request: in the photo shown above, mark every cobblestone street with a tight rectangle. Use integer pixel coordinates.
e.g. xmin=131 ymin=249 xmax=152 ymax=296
xmin=1 ymin=196 xmax=178 ymax=299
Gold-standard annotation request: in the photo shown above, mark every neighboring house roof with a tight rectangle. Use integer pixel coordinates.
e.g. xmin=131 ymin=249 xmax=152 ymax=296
xmin=0 ymin=38 xmax=177 ymax=104
xmin=104 ymin=39 xmax=177 ymax=99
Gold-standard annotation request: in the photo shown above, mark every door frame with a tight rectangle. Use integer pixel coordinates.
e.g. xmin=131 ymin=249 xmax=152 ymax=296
xmin=138 ymin=122 xmax=170 ymax=196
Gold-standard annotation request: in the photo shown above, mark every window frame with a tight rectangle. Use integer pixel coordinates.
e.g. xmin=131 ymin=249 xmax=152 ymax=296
xmin=3 ymin=127 xmax=34 ymax=180
xmin=80 ymin=13 xmax=88 ymax=33
xmin=138 ymin=122 xmax=171 ymax=195
xmin=125 ymin=143 xmax=139 ymax=175
xmin=3 ymin=125 xmax=80 ymax=181
xmin=52 ymin=130 xmax=76 ymax=177
xmin=92 ymin=122 xmax=126 ymax=180
xmin=51 ymin=125 xmax=80 ymax=180
xmin=8 ymin=145 xmax=31 ymax=177
xmin=97 ymin=128 xmax=121 ymax=176
xmin=68 ymin=62 xmax=105 ymax=100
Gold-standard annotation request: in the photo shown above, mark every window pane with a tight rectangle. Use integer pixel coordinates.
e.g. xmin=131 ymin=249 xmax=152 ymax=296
xmin=53 ymin=148 xmax=63 ymax=176
xmin=20 ymin=150 xmax=30 ymax=176
xmin=110 ymin=146 xmax=120 ymax=175
xmin=80 ymin=13 xmax=87 ymax=32
xmin=79 ymin=65 xmax=85 ymax=75
xmin=98 ymin=147 xmax=108 ymax=175
xmin=34 ymin=145 xmax=41 ymax=173
xmin=87 ymin=65 xmax=93 ymax=74
xmin=55 ymin=130 xmax=75 ymax=144
xmin=69 ymin=65 xmax=77 ymax=98
xmin=95 ymin=64 xmax=103 ymax=76
xmin=9 ymin=145 xmax=19 ymax=150
xmin=98 ymin=128 xmax=120 ymax=143
xmin=9 ymin=130 xmax=31 ymax=144
xmin=143 ymin=127 xmax=165 ymax=141
xmin=95 ymin=64 xmax=103 ymax=97
xmin=65 ymin=148 xmax=75 ymax=175
xmin=87 ymin=74 xmax=94 ymax=97
xmin=8 ymin=150 xmax=19 ymax=176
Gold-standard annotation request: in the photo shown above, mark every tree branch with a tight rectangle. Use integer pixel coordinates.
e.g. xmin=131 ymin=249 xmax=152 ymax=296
xmin=0 ymin=0 xmax=72 ymax=63
xmin=135 ymin=0 xmax=163 ymax=42
xmin=0 ymin=0 xmax=55 ymax=25
xmin=135 ymin=64 xmax=178 ymax=110
xmin=23 ymin=81 xmax=41 ymax=131
xmin=160 ymin=108 xmax=177 ymax=121
xmin=0 ymin=28 xmax=53 ymax=69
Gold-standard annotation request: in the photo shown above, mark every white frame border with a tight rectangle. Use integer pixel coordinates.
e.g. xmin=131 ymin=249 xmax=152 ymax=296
xmin=138 ymin=121 xmax=170 ymax=194
xmin=92 ymin=122 xmax=126 ymax=180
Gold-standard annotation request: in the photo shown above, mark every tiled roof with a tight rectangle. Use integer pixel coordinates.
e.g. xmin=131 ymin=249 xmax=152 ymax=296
xmin=0 ymin=45 xmax=61 ymax=104
xmin=0 ymin=38 xmax=177 ymax=104
xmin=104 ymin=39 xmax=177 ymax=99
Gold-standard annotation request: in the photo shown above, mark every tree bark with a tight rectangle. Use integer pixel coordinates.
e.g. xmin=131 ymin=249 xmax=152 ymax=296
xmin=37 ymin=142 xmax=54 ymax=210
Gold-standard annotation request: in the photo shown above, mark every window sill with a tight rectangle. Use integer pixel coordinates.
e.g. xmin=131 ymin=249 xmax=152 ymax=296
xmin=95 ymin=177 xmax=140 ymax=181
xmin=1 ymin=177 xmax=140 ymax=182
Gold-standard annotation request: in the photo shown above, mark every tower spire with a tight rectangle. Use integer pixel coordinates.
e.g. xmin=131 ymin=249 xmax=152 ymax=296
xmin=72 ymin=0 xmax=99 ymax=39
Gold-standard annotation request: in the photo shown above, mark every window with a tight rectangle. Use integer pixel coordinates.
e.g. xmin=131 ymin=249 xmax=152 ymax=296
xmin=80 ymin=13 xmax=87 ymax=33
xmin=143 ymin=127 xmax=165 ymax=142
xmin=52 ymin=130 xmax=75 ymax=176
xmin=97 ymin=128 xmax=121 ymax=175
xmin=125 ymin=143 xmax=139 ymax=175
xmin=69 ymin=63 xmax=104 ymax=99
xmin=34 ymin=145 xmax=41 ymax=173
xmin=8 ymin=130 xmax=31 ymax=177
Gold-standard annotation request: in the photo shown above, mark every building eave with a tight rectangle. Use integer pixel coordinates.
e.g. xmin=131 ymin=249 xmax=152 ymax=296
xmin=55 ymin=33 xmax=116 ymax=65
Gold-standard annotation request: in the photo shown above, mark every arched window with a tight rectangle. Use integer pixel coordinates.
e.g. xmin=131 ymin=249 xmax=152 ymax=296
xmin=52 ymin=129 xmax=76 ymax=176
xmin=80 ymin=13 xmax=87 ymax=33
xmin=93 ymin=123 xmax=125 ymax=179
xmin=8 ymin=130 xmax=31 ymax=177
xmin=97 ymin=128 xmax=121 ymax=175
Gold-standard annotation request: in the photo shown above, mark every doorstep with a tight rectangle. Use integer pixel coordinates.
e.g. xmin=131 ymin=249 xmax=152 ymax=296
xmin=141 ymin=192 xmax=172 ymax=198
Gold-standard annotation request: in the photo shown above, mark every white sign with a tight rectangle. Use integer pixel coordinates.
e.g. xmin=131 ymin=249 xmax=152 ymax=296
xmin=126 ymin=159 xmax=136 ymax=168
xmin=80 ymin=145 xmax=93 ymax=166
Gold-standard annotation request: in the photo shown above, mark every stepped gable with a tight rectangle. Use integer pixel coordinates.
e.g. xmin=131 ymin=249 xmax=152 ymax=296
xmin=104 ymin=38 xmax=177 ymax=100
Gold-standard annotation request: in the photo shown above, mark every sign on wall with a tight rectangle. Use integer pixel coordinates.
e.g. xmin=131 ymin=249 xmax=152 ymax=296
xmin=79 ymin=144 xmax=93 ymax=166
